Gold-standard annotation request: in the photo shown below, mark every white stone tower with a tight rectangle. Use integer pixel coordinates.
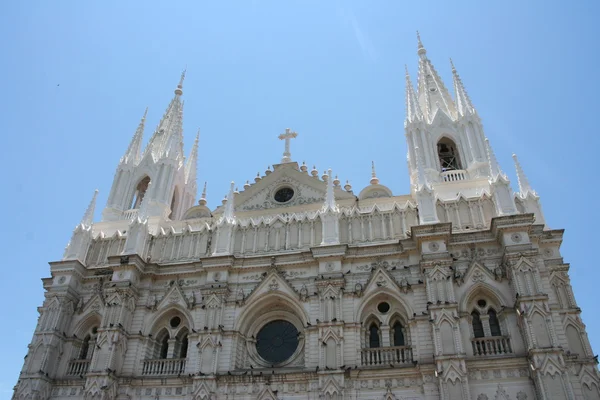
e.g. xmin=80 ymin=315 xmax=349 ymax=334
xmin=102 ymin=71 xmax=198 ymax=222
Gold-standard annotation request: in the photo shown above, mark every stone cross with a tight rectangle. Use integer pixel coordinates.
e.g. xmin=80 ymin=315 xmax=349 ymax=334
xmin=278 ymin=128 xmax=298 ymax=163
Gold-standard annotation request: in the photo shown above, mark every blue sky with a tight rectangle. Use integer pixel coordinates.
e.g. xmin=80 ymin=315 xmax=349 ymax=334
xmin=1 ymin=0 xmax=599 ymax=395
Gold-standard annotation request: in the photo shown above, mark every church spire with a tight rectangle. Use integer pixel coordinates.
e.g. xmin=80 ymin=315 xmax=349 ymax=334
xmin=450 ymin=59 xmax=475 ymax=117
xmin=185 ymin=129 xmax=199 ymax=184
xmin=405 ymin=66 xmax=423 ymax=123
xmin=512 ymin=154 xmax=534 ymax=196
xmin=322 ymin=169 xmax=339 ymax=213
xmin=121 ymin=108 xmax=147 ymax=165
xmin=144 ymin=71 xmax=186 ymax=162
xmin=485 ymin=138 xmax=502 ymax=179
xmin=416 ymin=32 xmax=457 ymax=122
xmin=81 ymin=189 xmax=99 ymax=227
xmin=221 ymin=182 xmax=236 ymax=224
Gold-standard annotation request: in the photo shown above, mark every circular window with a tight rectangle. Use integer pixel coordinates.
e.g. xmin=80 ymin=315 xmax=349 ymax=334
xmin=170 ymin=316 xmax=181 ymax=328
xmin=274 ymin=187 xmax=294 ymax=203
xmin=477 ymin=299 xmax=487 ymax=308
xmin=377 ymin=302 xmax=390 ymax=313
xmin=91 ymin=327 xmax=98 ymax=334
xmin=256 ymin=320 xmax=299 ymax=364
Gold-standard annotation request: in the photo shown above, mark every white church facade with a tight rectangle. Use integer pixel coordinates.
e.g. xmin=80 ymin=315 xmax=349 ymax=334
xmin=12 ymin=35 xmax=600 ymax=400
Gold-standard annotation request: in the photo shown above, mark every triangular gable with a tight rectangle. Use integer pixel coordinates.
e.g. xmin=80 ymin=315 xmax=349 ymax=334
xmin=432 ymin=307 xmax=458 ymax=325
xmin=442 ymin=363 xmax=463 ymax=383
xmin=256 ymin=387 xmax=279 ymax=400
xmin=321 ymin=376 xmax=342 ymax=396
xmin=192 ymin=381 xmax=215 ymax=400
xmin=222 ymin=163 xmax=354 ymax=214
xmin=513 ymin=257 xmax=536 ymax=272
xmin=82 ymin=294 xmax=105 ymax=313
xmin=321 ymin=327 xmax=342 ymax=343
xmin=363 ymin=265 xmax=403 ymax=296
xmin=428 ymin=263 xmax=451 ymax=281
xmin=156 ymin=284 xmax=190 ymax=311
xmin=463 ymin=261 xmax=495 ymax=284
xmin=535 ymin=353 xmax=564 ymax=376
xmin=245 ymin=267 xmax=301 ymax=304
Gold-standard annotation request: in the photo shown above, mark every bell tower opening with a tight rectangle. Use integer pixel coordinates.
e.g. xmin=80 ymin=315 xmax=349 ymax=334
xmin=437 ymin=137 xmax=462 ymax=172
xmin=131 ymin=176 xmax=151 ymax=209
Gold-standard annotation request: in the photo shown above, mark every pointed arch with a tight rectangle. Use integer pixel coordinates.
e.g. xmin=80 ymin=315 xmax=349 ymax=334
xmin=459 ymin=281 xmax=509 ymax=313
xmin=130 ymin=175 xmax=151 ymax=209
xmin=71 ymin=312 xmax=102 ymax=337
xmin=471 ymin=310 xmax=484 ymax=338
xmin=565 ymin=323 xmax=586 ymax=358
xmin=437 ymin=136 xmax=463 ymax=171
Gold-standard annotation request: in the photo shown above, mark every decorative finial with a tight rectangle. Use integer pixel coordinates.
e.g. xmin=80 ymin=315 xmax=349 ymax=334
xmin=450 ymin=58 xmax=456 ymax=73
xmin=244 ymin=180 xmax=251 ymax=189
xmin=278 ymin=128 xmax=298 ymax=163
xmin=485 ymin=138 xmax=501 ymax=178
xmin=311 ymin=165 xmax=319 ymax=177
xmin=512 ymin=154 xmax=534 ymax=196
xmin=198 ymin=182 xmax=207 ymax=206
xmin=322 ymin=170 xmax=328 ymax=182
xmin=404 ymin=64 xmax=410 ymax=77
xmin=80 ymin=189 xmax=99 ymax=227
xmin=417 ymin=31 xmax=427 ymax=58
xmin=255 ymin=172 xmax=261 ymax=183
xmin=221 ymin=181 xmax=236 ymax=223
xmin=265 ymin=165 xmax=272 ymax=175
xmin=300 ymin=161 xmax=308 ymax=173
xmin=344 ymin=180 xmax=352 ymax=192
xmin=234 ymin=187 xmax=239 ymax=194
xmin=175 ymin=69 xmax=186 ymax=95
xmin=333 ymin=175 xmax=340 ymax=187
xmin=322 ymin=169 xmax=338 ymax=213
xmin=370 ymin=161 xmax=380 ymax=185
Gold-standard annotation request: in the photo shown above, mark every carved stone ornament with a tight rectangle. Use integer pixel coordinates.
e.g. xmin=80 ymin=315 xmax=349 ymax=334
xmin=516 ymin=392 xmax=527 ymax=400
xmin=428 ymin=242 xmax=440 ymax=252
xmin=299 ymin=285 xmax=308 ymax=301
xmin=477 ymin=395 xmax=489 ymax=400
xmin=268 ymin=279 xmax=279 ymax=291
xmin=472 ymin=269 xmax=486 ymax=283
xmin=355 ymin=283 xmax=363 ymax=297
xmin=511 ymin=233 xmax=523 ymax=243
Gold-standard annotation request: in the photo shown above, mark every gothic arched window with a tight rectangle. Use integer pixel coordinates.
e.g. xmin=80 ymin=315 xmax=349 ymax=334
xmin=437 ymin=137 xmax=462 ymax=171
xmin=131 ymin=176 xmax=151 ymax=209
xmin=471 ymin=311 xmax=484 ymax=338
xmin=369 ymin=323 xmax=381 ymax=348
xmin=488 ymin=309 xmax=502 ymax=337
xmin=159 ymin=334 xmax=169 ymax=359
xmin=391 ymin=321 xmax=405 ymax=347
xmin=79 ymin=335 xmax=91 ymax=360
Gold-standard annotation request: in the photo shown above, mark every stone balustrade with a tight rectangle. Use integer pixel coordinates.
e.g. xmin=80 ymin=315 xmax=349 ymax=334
xmin=66 ymin=359 xmax=90 ymax=376
xmin=360 ymin=346 xmax=413 ymax=366
xmin=142 ymin=358 xmax=186 ymax=376
xmin=471 ymin=336 xmax=512 ymax=356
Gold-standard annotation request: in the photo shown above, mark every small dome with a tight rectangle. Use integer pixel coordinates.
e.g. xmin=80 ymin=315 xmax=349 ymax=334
xmin=358 ymin=184 xmax=393 ymax=200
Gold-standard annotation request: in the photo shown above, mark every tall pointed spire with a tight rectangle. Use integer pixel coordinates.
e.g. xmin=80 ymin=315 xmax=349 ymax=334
xmin=81 ymin=189 xmax=99 ymax=227
xmin=144 ymin=71 xmax=186 ymax=162
xmin=450 ymin=59 xmax=475 ymax=117
xmin=416 ymin=32 xmax=457 ymax=122
xmin=370 ymin=161 xmax=380 ymax=185
xmin=121 ymin=108 xmax=147 ymax=164
xmin=485 ymin=138 xmax=502 ymax=179
xmin=322 ymin=169 xmax=339 ymax=213
xmin=405 ymin=66 xmax=423 ymax=123
xmin=512 ymin=154 xmax=534 ymax=196
xmin=199 ymin=182 xmax=207 ymax=206
xmin=221 ymin=182 xmax=236 ymax=224
xmin=185 ymin=129 xmax=200 ymax=184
